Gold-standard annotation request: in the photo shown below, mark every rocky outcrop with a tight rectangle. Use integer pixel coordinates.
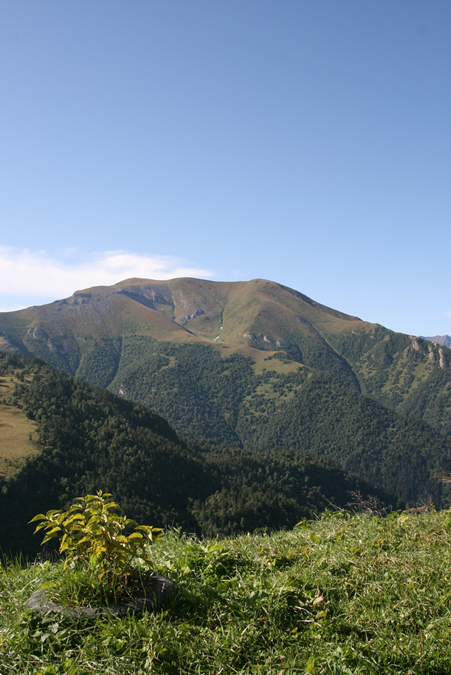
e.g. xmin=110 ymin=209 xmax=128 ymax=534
xmin=27 ymin=575 xmax=176 ymax=620
xmin=179 ymin=308 xmax=204 ymax=323
xmin=243 ymin=333 xmax=291 ymax=348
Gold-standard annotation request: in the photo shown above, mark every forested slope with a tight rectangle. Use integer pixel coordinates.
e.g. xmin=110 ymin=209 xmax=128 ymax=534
xmin=99 ymin=339 xmax=451 ymax=503
xmin=324 ymin=327 xmax=451 ymax=436
xmin=0 ymin=353 xmax=394 ymax=556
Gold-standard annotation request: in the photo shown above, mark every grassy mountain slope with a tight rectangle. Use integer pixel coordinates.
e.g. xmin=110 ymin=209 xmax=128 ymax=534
xmin=1 ymin=277 xmax=450 ymax=437
xmin=324 ymin=327 xmax=451 ymax=435
xmin=0 ymin=277 xmax=377 ymax=392
xmin=0 ymin=352 xmax=391 ymax=556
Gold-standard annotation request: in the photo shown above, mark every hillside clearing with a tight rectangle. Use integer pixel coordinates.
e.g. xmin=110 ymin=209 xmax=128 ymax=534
xmin=0 ymin=376 xmax=38 ymax=477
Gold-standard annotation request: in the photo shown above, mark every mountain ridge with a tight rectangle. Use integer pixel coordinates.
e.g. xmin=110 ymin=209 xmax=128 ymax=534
xmin=0 ymin=278 xmax=450 ymax=481
xmin=1 ymin=277 xmax=449 ymax=400
xmin=423 ymin=335 xmax=451 ymax=349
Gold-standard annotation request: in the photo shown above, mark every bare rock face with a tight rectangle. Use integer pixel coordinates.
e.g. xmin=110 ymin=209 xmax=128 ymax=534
xmin=244 ymin=332 xmax=291 ymax=349
xmin=32 ymin=327 xmax=47 ymax=340
xmin=179 ymin=308 xmax=205 ymax=324
xmin=69 ymin=293 xmax=92 ymax=306
xmin=411 ymin=338 xmax=421 ymax=352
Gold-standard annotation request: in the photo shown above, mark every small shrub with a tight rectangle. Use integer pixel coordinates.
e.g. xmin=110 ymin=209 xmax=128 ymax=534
xmin=30 ymin=491 xmax=161 ymax=604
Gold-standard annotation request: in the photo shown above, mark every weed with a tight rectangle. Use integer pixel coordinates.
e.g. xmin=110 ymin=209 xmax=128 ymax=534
xmin=29 ymin=492 xmax=161 ymax=605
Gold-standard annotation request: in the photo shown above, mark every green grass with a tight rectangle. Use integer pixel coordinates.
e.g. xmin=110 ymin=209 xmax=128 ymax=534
xmin=3 ymin=510 xmax=451 ymax=674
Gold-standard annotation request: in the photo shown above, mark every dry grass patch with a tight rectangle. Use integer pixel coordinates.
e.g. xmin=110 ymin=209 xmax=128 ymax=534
xmin=0 ymin=376 xmax=38 ymax=477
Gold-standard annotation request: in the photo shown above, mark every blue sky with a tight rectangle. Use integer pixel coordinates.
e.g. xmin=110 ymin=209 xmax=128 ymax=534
xmin=1 ymin=1 xmax=450 ymax=337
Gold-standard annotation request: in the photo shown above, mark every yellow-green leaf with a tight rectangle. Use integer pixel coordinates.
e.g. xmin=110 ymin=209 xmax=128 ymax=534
xmin=127 ymin=532 xmax=144 ymax=541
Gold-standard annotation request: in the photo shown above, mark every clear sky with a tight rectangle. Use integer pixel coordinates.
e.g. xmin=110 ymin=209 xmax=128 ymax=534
xmin=1 ymin=1 xmax=450 ymax=337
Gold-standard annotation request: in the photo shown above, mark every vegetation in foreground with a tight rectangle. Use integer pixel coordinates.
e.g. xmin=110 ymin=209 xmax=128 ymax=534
xmin=29 ymin=492 xmax=162 ymax=607
xmin=2 ymin=509 xmax=451 ymax=674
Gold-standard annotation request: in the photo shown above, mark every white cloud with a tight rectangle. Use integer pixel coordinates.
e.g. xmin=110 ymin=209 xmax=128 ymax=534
xmin=0 ymin=304 xmax=27 ymax=313
xmin=0 ymin=247 xmax=214 ymax=299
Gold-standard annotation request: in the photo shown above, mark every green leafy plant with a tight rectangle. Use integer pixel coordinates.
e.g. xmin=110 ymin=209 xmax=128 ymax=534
xmin=30 ymin=491 xmax=161 ymax=603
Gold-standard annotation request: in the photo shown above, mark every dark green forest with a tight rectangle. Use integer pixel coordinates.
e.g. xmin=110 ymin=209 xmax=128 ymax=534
xmin=0 ymin=352 xmax=398 ymax=556
xmin=96 ymin=338 xmax=451 ymax=503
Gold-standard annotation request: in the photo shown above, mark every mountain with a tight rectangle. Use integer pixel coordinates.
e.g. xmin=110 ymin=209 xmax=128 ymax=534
xmin=0 ymin=278 xmax=450 ymax=506
xmin=0 ymin=352 xmax=395 ymax=555
xmin=423 ymin=335 xmax=451 ymax=349
xmin=1 ymin=277 xmax=450 ymax=431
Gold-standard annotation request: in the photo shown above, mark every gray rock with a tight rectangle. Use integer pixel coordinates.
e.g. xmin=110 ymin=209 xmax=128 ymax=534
xmin=27 ymin=574 xmax=176 ymax=620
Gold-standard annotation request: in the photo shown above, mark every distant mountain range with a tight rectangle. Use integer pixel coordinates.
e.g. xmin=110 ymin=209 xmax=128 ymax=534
xmin=423 ymin=335 xmax=451 ymax=349
xmin=1 ymin=277 xmax=450 ymax=506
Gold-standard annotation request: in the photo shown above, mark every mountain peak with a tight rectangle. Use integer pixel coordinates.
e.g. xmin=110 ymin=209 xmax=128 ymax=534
xmin=422 ymin=335 xmax=451 ymax=349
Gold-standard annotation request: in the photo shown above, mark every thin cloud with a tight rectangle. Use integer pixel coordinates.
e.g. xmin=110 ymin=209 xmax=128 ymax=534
xmin=0 ymin=247 xmax=214 ymax=299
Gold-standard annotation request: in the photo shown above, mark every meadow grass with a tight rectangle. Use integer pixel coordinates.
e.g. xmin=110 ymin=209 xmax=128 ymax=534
xmin=0 ymin=376 xmax=38 ymax=477
xmin=2 ymin=510 xmax=451 ymax=674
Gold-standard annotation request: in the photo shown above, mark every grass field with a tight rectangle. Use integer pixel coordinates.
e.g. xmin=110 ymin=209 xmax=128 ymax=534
xmin=0 ymin=376 xmax=38 ymax=477
xmin=2 ymin=509 xmax=451 ymax=674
